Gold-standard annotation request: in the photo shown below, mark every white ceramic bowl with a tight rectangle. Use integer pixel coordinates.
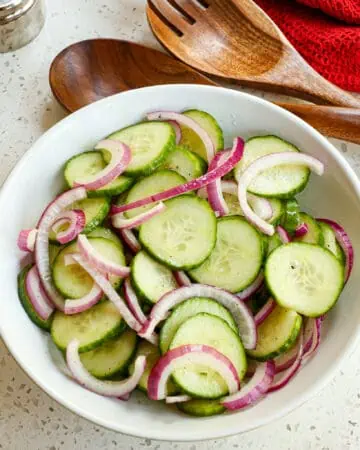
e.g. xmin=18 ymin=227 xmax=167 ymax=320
xmin=1 ymin=85 xmax=360 ymax=441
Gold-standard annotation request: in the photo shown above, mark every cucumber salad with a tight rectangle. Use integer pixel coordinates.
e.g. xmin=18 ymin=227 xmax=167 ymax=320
xmin=17 ymin=109 xmax=354 ymax=417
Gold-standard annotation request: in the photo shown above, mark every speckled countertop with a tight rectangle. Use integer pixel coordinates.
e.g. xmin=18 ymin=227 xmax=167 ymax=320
xmin=1 ymin=1 xmax=360 ymax=449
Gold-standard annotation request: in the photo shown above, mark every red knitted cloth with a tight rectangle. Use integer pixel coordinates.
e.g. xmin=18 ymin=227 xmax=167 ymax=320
xmin=254 ymin=0 xmax=360 ymax=91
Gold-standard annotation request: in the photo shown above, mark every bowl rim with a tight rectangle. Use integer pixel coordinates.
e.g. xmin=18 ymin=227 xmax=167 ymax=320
xmin=1 ymin=84 xmax=360 ymax=441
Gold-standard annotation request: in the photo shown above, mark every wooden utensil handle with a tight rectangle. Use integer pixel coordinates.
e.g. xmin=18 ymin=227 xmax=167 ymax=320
xmin=265 ymin=48 xmax=360 ymax=108
xmin=276 ymin=103 xmax=360 ymax=144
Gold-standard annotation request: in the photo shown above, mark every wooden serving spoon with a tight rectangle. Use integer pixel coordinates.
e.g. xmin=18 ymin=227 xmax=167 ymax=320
xmin=147 ymin=0 xmax=360 ymax=108
xmin=49 ymin=39 xmax=360 ymax=144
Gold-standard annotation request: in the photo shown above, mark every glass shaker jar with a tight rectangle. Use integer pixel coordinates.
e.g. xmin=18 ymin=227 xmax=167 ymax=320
xmin=0 ymin=0 xmax=45 ymax=52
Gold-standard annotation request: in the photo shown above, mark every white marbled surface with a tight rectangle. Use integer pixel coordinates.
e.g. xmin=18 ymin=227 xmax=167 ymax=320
xmin=1 ymin=1 xmax=360 ymax=449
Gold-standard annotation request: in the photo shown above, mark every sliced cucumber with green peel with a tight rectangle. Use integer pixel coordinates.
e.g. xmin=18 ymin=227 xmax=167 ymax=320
xmin=64 ymin=151 xmax=134 ymax=197
xmin=18 ymin=265 xmax=53 ymax=331
xmin=49 ymin=244 xmax=61 ymax=265
xmin=160 ymin=145 xmax=207 ymax=181
xmin=51 ymin=301 xmax=126 ymax=352
xmin=266 ymin=243 xmax=344 ymax=316
xmin=268 ymin=198 xmax=285 ymax=225
xmin=319 ymin=222 xmax=344 ymax=262
xmin=189 ymin=216 xmax=263 ymax=292
xmin=247 ymin=304 xmax=302 ymax=360
xmin=294 ymin=213 xmax=324 ymax=245
xmin=108 ymin=121 xmax=176 ymax=176
xmin=177 ymin=399 xmax=225 ymax=417
xmin=281 ymin=199 xmax=301 ymax=233
xmin=170 ymin=313 xmax=247 ymax=399
xmin=52 ymin=237 xmax=126 ymax=299
xmin=267 ymin=232 xmax=282 ymax=256
xmin=140 ymin=195 xmax=217 ymax=270
xmin=159 ymin=297 xmax=237 ymax=354
xmin=87 ymin=226 xmax=123 ymax=248
xmin=234 ymin=136 xmax=310 ymax=198
xmin=179 ymin=110 xmax=224 ymax=161
xmin=128 ymin=340 xmax=178 ymax=394
xmin=223 ymin=193 xmax=242 ymax=216
xmin=49 ymin=197 xmax=110 ymax=242
xmin=124 ymin=170 xmax=187 ymax=219
xmin=80 ymin=329 xmax=137 ymax=379
xmin=131 ymin=251 xmax=177 ymax=304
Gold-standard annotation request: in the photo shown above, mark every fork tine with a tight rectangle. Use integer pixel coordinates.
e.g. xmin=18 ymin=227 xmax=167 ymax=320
xmin=148 ymin=0 xmax=192 ymax=35
xmin=171 ymin=0 xmax=206 ymax=20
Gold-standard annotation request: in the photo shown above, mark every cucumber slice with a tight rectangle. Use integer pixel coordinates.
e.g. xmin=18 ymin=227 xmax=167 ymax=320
xmin=267 ymin=232 xmax=282 ymax=256
xmin=224 ymin=193 xmax=284 ymax=225
xmin=80 ymin=329 xmax=137 ymax=379
xmin=189 ymin=216 xmax=263 ymax=292
xmin=160 ymin=145 xmax=207 ymax=181
xmin=49 ymin=244 xmax=61 ymax=265
xmin=247 ymin=304 xmax=302 ymax=361
xmin=124 ymin=170 xmax=187 ymax=219
xmin=177 ymin=399 xmax=225 ymax=417
xmin=180 ymin=110 xmax=224 ymax=161
xmin=51 ymin=301 xmax=126 ymax=352
xmin=265 ymin=243 xmax=344 ymax=316
xmin=108 ymin=121 xmax=176 ymax=176
xmin=128 ymin=340 xmax=178 ymax=394
xmin=281 ymin=199 xmax=301 ymax=233
xmin=294 ymin=213 xmax=324 ymax=245
xmin=140 ymin=195 xmax=217 ymax=270
xmin=131 ymin=251 xmax=177 ymax=304
xmin=268 ymin=198 xmax=285 ymax=225
xmin=159 ymin=297 xmax=237 ymax=354
xmin=64 ymin=151 xmax=134 ymax=197
xmin=49 ymin=197 xmax=110 ymax=242
xmin=18 ymin=265 xmax=53 ymax=331
xmin=234 ymin=136 xmax=310 ymax=198
xmin=53 ymin=237 xmax=126 ymax=299
xmin=87 ymin=226 xmax=123 ymax=248
xmin=170 ymin=313 xmax=247 ymax=399
xmin=318 ymin=222 xmax=345 ymax=262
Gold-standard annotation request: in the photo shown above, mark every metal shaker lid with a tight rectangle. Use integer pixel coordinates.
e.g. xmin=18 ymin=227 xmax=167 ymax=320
xmin=0 ymin=0 xmax=36 ymax=23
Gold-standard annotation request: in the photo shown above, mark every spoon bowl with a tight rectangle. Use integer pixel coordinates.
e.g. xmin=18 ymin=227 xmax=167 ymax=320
xmin=50 ymin=39 xmax=360 ymax=144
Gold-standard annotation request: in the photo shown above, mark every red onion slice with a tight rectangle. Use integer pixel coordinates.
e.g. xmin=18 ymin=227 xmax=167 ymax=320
xmin=123 ymin=278 xmax=148 ymax=325
xmin=276 ymin=225 xmax=291 ymax=244
xmin=18 ymin=229 xmax=38 ymax=252
xmin=206 ymin=151 xmax=230 ymax=217
xmin=35 ymin=187 xmax=87 ymax=311
xmin=238 ymin=153 xmax=324 ymax=236
xmin=71 ymin=253 xmax=142 ymax=332
xmin=302 ymin=318 xmax=321 ymax=364
xmin=74 ymin=140 xmax=131 ymax=191
xmin=168 ymin=120 xmax=182 ymax=145
xmin=51 ymin=209 xmax=86 ymax=244
xmin=199 ymin=180 xmax=272 ymax=221
xmin=139 ymin=284 xmax=257 ymax=350
xmin=64 ymin=283 xmax=103 ymax=315
xmin=66 ymin=339 xmax=146 ymax=397
xmin=77 ymin=234 xmax=130 ymax=277
xmin=237 ymin=271 xmax=264 ymax=302
xmin=119 ymin=229 xmax=141 ymax=253
xmin=294 ymin=223 xmax=309 ymax=238
xmin=274 ymin=342 xmax=299 ymax=374
xmin=268 ymin=332 xmax=303 ymax=393
xmin=173 ymin=270 xmax=192 ymax=287
xmin=165 ymin=395 xmax=192 ymax=404
xmin=254 ymin=298 xmax=276 ymax=327
xmin=222 ymin=361 xmax=275 ymax=410
xmin=147 ymin=111 xmax=215 ymax=162
xmin=112 ymin=202 xmax=165 ymax=229
xmin=147 ymin=344 xmax=240 ymax=400
xmin=111 ymin=137 xmax=244 ymax=215
xmin=25 ymin=266 xmax=54 ymax=320
xmin=317 ymin=218 xmax=354 ymax=282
